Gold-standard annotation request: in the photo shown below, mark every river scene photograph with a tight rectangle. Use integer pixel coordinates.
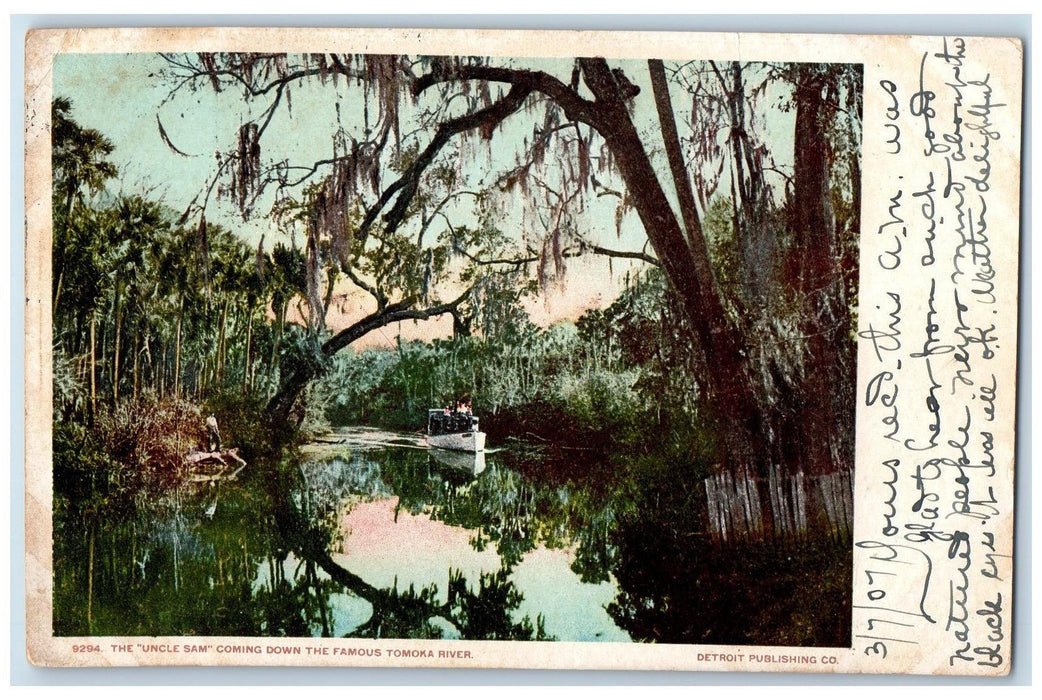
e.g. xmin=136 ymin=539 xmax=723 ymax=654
xmin=48 ymin=49 xmax=862 ymax=648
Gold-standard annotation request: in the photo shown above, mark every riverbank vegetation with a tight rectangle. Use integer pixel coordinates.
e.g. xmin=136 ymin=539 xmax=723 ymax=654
xmin=311 ymin=267 xmax=715 ymax=467
xmin=50 ymin=50 xmax=860 ymax=645
xmin=50 ymin=88 xmax=742 ymax=496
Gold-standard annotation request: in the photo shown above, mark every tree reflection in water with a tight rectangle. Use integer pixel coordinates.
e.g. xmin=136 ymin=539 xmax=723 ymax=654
xmin=54 ymin=435 xmax=850 ymax=646
xmin=54 ymin=447 xmax=557 ymax=640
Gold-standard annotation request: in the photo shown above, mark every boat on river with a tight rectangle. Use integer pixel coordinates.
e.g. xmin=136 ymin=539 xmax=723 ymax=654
xmin=426 ymin=408 xmax=486 ymax=453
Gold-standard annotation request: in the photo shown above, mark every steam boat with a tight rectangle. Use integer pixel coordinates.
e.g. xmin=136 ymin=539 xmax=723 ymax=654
xmin=426 ymin=408 xmax=486 ymax=453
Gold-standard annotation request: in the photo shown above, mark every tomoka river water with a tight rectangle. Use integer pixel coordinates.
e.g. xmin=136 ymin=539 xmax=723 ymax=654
xmin=52 ymin=425 xmax=850 ymax=645
xmin=53 ymin=426 xmax=632 ymax=641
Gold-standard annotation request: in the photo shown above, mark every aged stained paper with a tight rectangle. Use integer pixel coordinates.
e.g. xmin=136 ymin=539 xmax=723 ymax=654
xmin=25 ymin=27 xmax=1022 ymax=673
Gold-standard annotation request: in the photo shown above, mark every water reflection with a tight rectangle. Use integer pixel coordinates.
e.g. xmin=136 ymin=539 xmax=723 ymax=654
xmin=54 ymin=428 xmax=630 ymax=641
xmin=297 ymin=440 xmax=629 ymax=641
xmin=53 ymin=426 xmax=850 ymax=646
xmin=429 ymin=448 xmax=487 ymax=475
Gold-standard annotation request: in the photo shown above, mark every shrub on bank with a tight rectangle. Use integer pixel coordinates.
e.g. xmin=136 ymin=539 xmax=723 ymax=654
xmin=53 ymin=397 xmax=203 ymax=528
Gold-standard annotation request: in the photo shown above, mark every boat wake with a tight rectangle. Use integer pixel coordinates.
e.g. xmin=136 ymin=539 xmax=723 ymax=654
xmin=312 ymin=426 xmax=428 ymax=451
xmin=310 ymin=426 xmax=506 ymax=454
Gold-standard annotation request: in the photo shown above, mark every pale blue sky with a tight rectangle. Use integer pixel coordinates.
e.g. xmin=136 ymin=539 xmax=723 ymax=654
xmin=54 ymin=52 xmax=353 ymax=246
xmin=52 ymin=52 xmax=800 ymax=328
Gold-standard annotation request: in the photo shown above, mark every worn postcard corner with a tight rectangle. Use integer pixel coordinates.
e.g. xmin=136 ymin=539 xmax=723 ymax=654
xmin=24 ymin=26 xmax=1021 ymax=674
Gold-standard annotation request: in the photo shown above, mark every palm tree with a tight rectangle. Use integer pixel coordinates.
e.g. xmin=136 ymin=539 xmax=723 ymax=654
xmin=52 ymin=97 xmax=118 ymax=310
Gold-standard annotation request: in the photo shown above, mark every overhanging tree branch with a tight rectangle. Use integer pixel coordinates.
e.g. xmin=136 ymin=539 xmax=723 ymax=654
xmin=344 ymin=266 xmax=387 ymax=309
xmin=412 ymin=64 xmax=602 ymax=129
xmin=354 ymin=83 xmax=535 ymax=249
xmin=585 ymin=244 xmax=659 ymax=266
xmin=265 ymin=287 xmax=476 ymax=424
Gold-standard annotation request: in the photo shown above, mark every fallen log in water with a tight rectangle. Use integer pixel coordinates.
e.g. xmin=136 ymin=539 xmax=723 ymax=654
xmin=187 ymin=464 xmax=247 ymax=483
xmin=185 ymin=448 xmax=247 ymax=469
xmin=184 ymin=448 xmax=248 ymax=484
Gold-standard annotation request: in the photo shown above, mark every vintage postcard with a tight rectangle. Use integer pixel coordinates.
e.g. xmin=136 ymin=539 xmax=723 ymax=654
xmin=24 ymin=27 xmax=1022 ymax=674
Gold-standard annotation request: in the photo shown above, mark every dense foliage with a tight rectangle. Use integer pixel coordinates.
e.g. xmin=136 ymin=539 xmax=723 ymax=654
xmin=311 ymin=268 xmax=715 ymax=467
xmin=51 ymin=47 xmax=860 ymax=644
xmin=149 ymin=54 xmax=861 ymax=480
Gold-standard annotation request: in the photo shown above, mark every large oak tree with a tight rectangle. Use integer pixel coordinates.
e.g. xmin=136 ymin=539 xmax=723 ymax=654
xmin=161 ymin=52 xmax=861 ymax=478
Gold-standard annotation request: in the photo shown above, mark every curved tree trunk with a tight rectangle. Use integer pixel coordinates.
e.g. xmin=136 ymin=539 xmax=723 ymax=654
xmin=264 ymin=296 xmax=470 ymax=428
xmin=256 ymin=57 xmax=854 ymax=481
xmin=581 ymin=58 xmax=765 ymax=469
